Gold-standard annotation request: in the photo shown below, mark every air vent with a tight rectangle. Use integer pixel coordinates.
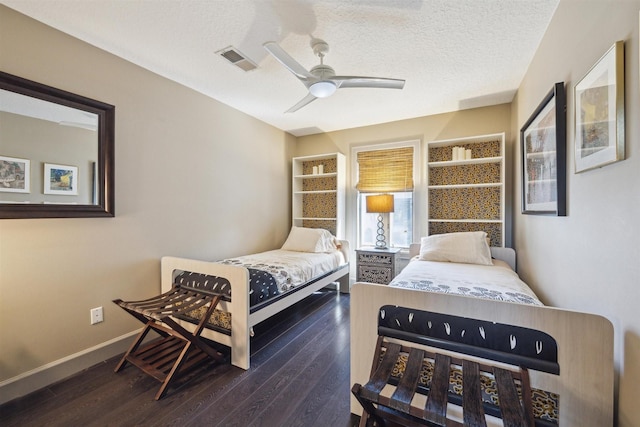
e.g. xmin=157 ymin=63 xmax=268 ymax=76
xmin=216 ymin=46 xmax=257 ymax=72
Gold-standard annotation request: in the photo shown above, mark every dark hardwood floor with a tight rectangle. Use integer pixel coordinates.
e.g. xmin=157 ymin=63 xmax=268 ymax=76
xmin=0 ymin=289 xmax=361 ymax=427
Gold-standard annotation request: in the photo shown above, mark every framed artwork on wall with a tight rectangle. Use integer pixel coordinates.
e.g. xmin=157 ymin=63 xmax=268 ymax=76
xmin=521 ymin=82 xmax=567 ymax=216
xmin=0 ymin=155 xmax=30 ymax=193
xmin=44 ymin=163 xmax=78 ymax=195
xmin=574 ymin=41 xmax=625 ymax=173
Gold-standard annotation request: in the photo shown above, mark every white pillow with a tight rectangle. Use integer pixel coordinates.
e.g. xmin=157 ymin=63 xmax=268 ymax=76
xmin=281 ymin=226 xmax=337 ymax=253
xmin=419 ymin=231 xmax=492 ymax=265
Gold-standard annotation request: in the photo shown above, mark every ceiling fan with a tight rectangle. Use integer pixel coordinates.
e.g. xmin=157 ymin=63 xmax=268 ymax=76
xmin=263 ymin=39 xmax=405 ymax=113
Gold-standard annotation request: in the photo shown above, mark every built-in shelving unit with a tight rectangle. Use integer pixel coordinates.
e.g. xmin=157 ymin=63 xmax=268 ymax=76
xmin=426 ymin=133 xmax=505 ymax=247
xmin=292 ymin=153 xmax=345 ymax=238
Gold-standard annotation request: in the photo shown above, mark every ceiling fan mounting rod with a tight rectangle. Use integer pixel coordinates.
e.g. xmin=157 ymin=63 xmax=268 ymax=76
xmin=312 ymin=40 xmax=330 ymax=64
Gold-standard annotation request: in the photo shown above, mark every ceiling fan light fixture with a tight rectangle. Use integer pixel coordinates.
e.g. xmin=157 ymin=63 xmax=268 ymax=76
xmin=309 ymin=80 xmax=337 ymax=98
xmin=264 ymin=39 xmax=404 ymax=112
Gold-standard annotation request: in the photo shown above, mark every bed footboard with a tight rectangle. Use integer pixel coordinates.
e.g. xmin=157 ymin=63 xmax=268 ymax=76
xmin=160 ymin=253 xmax=349 ymax=371
xmin=350 ymin=283 xmax=614 ymax=426
xmin=161 ymin=256 xmax=251 ymax=369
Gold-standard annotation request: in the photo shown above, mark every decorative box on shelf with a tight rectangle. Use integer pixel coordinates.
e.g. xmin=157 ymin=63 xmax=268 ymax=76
xmin=355 ymin=247 xmax=401 ymax=285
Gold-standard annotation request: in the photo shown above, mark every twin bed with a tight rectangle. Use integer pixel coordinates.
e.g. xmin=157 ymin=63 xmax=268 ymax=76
xmin=350 ymin=231 xmax=614 ymax=426
xmin=159 ymin=226 xmax=350 ymax=370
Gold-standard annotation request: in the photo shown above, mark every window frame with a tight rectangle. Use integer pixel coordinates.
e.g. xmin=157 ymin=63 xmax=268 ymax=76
xmin=351 ymin=139 xmax=421 ymax=250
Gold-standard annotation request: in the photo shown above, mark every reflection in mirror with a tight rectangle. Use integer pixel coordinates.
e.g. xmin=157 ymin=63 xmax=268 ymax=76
xmin=1 ymin=90 xmax=99 ymax=204
xmin=0 ymin=71 xmax=114 ymax=218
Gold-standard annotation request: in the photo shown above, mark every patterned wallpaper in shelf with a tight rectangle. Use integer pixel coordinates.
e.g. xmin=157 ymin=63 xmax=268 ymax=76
xmin=429 ymin=187 xmax=501 ymax=220
xmin=302 ymin=176 xmax=336 ymax=192
xmin=301 ymin=219 xmax=337 ymax=236
xmin=429 ymin=163 xmax=501 ymax=186
xmin=302 ymin=193 xmax=337 ymax=218
xmin=430 ymin=222 xmax=503 ymax=247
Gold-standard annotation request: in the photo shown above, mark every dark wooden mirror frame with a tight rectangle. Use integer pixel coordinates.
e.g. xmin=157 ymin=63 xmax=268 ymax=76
xmin=0 ymin=71 xmax=114 ymax=219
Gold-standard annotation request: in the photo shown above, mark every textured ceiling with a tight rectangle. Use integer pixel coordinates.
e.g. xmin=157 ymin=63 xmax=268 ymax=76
xmin=1 ymin=0 xmax=559 ymax=137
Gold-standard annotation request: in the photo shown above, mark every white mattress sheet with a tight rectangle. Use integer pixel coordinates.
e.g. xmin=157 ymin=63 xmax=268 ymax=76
xmin=221 ymin=249 xmax=346 ymax=293
xmin=389 ymin=258 xmax=543 ymax=306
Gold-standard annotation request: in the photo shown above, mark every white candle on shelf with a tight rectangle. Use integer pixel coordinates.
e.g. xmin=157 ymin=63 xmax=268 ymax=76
xmin=318 ymin=164 xmax=324 ymax=174
xmin=312 ymin=166 xmax=318 ymax=175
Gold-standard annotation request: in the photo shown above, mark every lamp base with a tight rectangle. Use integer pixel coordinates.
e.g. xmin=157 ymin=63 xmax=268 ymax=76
xmin=375 ymin=214 xmax=388 ymax=249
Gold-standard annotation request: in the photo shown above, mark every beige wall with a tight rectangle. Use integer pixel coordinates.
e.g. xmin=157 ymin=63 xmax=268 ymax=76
xmin=0 ymin=4 xmax=295 ymax=394
xmin=513 ymin=1 xmax=639 ymax=426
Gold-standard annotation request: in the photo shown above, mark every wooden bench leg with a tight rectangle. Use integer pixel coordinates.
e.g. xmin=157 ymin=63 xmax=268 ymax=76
xmin=352 ymin=384 xmax=386 ymax=427
xmin=114 ymin=321 xmax=154 ymax=373
xmin=155 ymin=341 xmax=192 ymax=400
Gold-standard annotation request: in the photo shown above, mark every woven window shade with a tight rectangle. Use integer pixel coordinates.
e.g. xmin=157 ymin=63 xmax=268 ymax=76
xmin=356 ymin=147 xmax=414 ymax=193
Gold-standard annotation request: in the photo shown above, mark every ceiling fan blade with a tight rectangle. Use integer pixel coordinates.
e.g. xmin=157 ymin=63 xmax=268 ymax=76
xmin=285 ymin=93 xmax=317 ymax=113
xmin=263 ymin=41 xmax=313 ymax=80
xmin=332 ymin=76 xmax=405 ymax=90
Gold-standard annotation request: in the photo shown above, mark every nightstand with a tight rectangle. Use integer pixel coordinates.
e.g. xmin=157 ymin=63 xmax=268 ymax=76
xmin=355 ymin=247 xmax=401 ymax=285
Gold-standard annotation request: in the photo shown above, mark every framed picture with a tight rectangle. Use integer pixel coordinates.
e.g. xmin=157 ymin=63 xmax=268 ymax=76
xmin=521 ymin=82 xmax=567 ymax=216
xmin=0 ymin=155 xmax=30 ymax=193
xmin=574 ymin=41 xmax=625 ymax=173
xmin=44 ymin=163 xmax=78 ymax=195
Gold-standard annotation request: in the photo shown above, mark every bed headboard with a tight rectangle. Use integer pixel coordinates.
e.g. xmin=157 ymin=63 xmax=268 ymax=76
xmin=338 ymin=239 xmax=350 ymax=263
xmin=489 ymin=247 xmax=516 ymax=270
xmin=408 ymin=243 xmax=516 ymax=271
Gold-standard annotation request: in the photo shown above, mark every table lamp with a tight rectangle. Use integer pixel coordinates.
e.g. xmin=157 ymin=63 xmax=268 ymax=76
xmin=366 ymin=194 xmax=394 ymax=249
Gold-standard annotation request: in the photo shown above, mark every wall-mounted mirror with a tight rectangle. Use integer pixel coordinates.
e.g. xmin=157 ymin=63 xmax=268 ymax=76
xmin=0 ymin=71 xmax=114 ymax=218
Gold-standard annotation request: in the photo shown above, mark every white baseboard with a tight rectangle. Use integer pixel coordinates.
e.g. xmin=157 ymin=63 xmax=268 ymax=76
xmin=0 ymin=329 xmax=142 ymax=405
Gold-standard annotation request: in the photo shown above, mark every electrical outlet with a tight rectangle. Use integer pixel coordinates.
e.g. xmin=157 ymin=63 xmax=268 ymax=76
xmin=90 ymin=307 xmax=104 ymax=325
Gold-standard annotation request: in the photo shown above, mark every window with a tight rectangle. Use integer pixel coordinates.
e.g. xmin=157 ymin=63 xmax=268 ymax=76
xmin=352 ymin=141 xmax=418 ymax=249
xmin=358 ymin=192 xmax=413 ymax=248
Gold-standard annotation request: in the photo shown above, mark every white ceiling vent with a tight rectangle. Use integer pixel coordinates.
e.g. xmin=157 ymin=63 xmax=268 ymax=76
xmin=216 ymin=46 xmax=257 ymax=72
